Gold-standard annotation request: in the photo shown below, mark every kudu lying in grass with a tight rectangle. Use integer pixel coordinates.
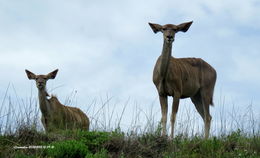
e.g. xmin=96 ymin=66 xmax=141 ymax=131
xmin=25 ymin=69 xmax=90 ymax=132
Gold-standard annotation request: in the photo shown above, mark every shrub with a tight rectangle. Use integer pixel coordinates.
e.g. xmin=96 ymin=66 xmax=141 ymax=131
xmin=61 ymin=130 xmax=112 ymax=152
xmin=46 ymin=140 xmax=89 ymax=158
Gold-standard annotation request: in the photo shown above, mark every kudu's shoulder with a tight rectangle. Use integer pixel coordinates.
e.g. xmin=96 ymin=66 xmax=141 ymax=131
xmin=48 ymin=95 xmax=84 ymax=114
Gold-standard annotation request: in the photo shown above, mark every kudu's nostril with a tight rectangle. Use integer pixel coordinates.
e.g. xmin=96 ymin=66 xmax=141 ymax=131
xmin=167 ymin=36 xmax=173 ymax=39
xmin=38 ymin=82 xmax=44 ymax=86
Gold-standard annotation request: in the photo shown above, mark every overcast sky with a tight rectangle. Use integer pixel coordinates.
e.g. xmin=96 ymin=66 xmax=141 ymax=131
xmin=0 ymin=0 xmax=259 ymax=134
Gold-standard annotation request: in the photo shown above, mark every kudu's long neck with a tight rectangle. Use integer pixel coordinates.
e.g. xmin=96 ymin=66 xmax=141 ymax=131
xmin=38 ymin=88 xmax=51 ymax=116
xmin=160 ymin=40 xmax=172 ymax=78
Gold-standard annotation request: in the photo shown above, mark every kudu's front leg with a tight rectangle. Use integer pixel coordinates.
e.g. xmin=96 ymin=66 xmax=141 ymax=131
xmin=159 ymin=96 xmax=168 ymax=136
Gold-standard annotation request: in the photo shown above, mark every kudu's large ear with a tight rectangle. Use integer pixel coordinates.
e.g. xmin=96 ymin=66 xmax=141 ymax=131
xmin=148 ymin=23 xmax=162 ymax=33
xmin=177 ymin=21 xmax=193 ymax=32
xmin=25 ymin=69 xmax=36 ymax=80
xmin=47 ymin=69 xmax=58 ymax=79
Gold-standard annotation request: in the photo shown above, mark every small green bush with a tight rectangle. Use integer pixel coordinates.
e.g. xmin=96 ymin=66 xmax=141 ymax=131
xmin=77 ymin=131 xmax=110 ymax=149
xmin=46 ymin=140 xmax=89 ymax=158
xmin=62 ymin=130 xmax=112 ymax=152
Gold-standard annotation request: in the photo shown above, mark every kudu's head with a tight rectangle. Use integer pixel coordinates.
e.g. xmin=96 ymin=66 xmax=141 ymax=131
xmin=25 ymin=69 xmax=58 ymax=90
xmin=148 ymin=21 xmax=193 ymax=43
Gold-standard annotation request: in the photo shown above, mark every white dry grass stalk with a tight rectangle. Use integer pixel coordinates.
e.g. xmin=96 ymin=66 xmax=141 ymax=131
xmin=0 ymin=84 xmax=42 ymax=135
xmin=0 ymin=85 xmax=259 ymax=137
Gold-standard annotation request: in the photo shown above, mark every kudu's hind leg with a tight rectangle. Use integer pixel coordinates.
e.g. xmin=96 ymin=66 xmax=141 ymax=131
xmin=191 ymin=93 xmax=205 ymax=119
xmin=200 ymin=90 xmax=212 ymax=139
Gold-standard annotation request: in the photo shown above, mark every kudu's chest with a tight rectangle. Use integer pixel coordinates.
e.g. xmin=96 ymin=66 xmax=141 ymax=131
xmin=153 ymin=58 xmax=201 ymax=98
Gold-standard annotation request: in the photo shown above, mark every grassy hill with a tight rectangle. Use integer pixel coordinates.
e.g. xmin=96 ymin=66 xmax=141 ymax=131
xmin=0 ymin=126 xmax=259 ymax=158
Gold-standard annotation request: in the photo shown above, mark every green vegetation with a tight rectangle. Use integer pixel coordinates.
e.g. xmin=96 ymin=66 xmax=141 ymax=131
xmin=0 ymin=128 xmax=259 ymax=158
xmin=47 ymin=140 xmax=89 ymax=158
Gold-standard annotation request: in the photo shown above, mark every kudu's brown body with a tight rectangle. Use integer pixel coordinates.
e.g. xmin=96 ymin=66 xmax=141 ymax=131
xmin=25 ymin=69 xmax=89 ymax=132
xmin=149 ymin=21 xmax=216 ymax=138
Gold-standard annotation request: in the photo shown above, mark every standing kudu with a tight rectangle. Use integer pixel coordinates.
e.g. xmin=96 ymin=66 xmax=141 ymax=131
xmin=25 ymin=69 xmax=90 ymax=132
xmin=149 ymin=21 xmax=216 ymax=138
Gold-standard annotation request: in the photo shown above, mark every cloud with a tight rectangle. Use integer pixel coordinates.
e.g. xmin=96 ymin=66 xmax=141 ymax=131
xmin=231 ymin=54 xmax=260 ymax=83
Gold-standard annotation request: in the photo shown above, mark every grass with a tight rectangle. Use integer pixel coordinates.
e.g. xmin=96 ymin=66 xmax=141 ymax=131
xmin=0 ymin=85 xmax=259 ymax=157
xmin=0 ymin=128 xmax=259 ymax=158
